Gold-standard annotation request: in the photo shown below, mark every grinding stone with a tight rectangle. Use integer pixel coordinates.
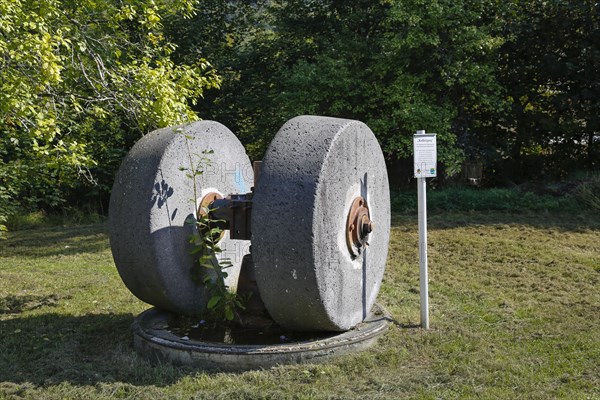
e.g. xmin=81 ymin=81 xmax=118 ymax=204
xmin=109 ymin=121 xmax=253 ymax=315
xmin=252 ymin=116 xmax=391 ymax=331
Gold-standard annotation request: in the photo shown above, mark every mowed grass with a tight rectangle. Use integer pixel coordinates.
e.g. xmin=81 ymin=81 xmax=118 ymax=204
xmin=0 ymin=212 xmax=598 ymax=399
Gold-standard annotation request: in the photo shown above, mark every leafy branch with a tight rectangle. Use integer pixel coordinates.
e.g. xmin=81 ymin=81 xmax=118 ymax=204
xmin=179 ymin=134 xmax=245 ymax=322
xmin=189 ymin=210 xmax=245 ymax=322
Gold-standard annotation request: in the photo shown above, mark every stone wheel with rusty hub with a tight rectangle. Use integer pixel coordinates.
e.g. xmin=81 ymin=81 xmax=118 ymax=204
xmin=109 ymin=121 xmax=253 ymax=315
xmin=252 ymin=116 xmax=391 ymax=331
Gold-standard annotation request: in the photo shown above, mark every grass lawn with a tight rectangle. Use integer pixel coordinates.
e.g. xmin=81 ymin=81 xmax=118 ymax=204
xmin=0 ymin=211 xmax=599 ymax=399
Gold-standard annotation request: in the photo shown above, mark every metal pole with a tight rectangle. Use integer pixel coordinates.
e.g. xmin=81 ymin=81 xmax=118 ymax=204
xmin=416 ymin=131 xmax=429 ymax=329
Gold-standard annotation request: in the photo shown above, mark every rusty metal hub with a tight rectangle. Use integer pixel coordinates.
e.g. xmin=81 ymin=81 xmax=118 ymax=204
xmin=197 ymin=192 xmax=227 ymax=241
xmin=197 ymin=191 xmax=253 ymax=241
xmin=346 ymin=196 xmax=374 ymax=257
xmin=197 ymin=192 xmax=222 ymax=218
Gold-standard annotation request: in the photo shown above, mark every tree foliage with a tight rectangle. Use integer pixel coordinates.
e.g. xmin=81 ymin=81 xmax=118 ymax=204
xmin=1 ymin=0 xmax=597 ymax=233
xmin=171 ymin=0 xmax=598 ymax=184
xmin=0 ymin=0 xmax=220 ymax=228
xmin=491 ymin=0 xmax=599 ymax=180
xmin=171 ymin=0 xmax=509 ymax=176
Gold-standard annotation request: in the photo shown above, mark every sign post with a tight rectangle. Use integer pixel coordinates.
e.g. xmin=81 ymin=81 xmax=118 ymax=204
xmin=413 ymin=130 xmax=436 ymax=329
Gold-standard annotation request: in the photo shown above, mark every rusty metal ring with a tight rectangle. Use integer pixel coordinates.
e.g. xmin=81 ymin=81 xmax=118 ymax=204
xmin=346 ymin=196 xmax=374 ymax=257
xmin=197 ymin=191 xmax=225 ymax=242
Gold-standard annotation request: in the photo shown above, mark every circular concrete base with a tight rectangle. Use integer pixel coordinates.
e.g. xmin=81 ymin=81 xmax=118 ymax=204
xmin=133 ymin=305 xmax=390 ymax=371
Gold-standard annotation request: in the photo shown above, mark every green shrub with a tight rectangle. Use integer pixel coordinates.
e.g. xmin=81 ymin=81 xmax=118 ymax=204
xmin=5 ymin=209 xmax=106 ymax=232
xmin=392 ymin=186 xmax=580 ymax=213
xmin=0 ymin=184 xmax=17 ymax=239
xmin=574 ymin=176 xmax=600 ymax=211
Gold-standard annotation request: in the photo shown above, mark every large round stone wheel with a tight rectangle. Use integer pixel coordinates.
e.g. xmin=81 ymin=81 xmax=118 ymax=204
xmin=109 ymin=121 xmax=253 ymax=315
xmin=252 ymin=116 xmax=391 ymax=331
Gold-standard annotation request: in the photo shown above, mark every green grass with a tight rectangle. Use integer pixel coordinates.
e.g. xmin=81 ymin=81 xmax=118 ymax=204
xmin=1 ymin=212 xmax=599 ymax=399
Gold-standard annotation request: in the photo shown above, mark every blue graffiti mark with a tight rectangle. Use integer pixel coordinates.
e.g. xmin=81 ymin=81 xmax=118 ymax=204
xmin=235 ymin=167 xmax=249 ymax=193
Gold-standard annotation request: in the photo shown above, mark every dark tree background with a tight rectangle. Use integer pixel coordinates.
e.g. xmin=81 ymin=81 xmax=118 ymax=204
xmin=1 ymin=0 xmax=598 ymax=231
xmin=168 ymin=0 xmax=598 ymax=183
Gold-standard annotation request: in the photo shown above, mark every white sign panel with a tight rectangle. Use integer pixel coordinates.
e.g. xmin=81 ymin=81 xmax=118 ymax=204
xmin=414 ymin=134 xmax=437 ymax=178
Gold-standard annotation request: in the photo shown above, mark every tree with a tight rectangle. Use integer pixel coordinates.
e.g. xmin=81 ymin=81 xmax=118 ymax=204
xmin=170 ymin=0 xmax=508 ymax=180
xmin=165 ymin=0 xmax=278 ymax=158
xmin=0 ymin=0 xmax=220 ymax=232
xmin=493 ymin=0 xmax=599 ymax=180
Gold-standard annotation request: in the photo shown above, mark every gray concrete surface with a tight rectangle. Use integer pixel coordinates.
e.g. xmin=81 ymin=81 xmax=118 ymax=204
xmin=252 ymin=116 xmax=391 ymax=331
xmin=109 ymin=121 xmax=253 ymax=315
xmin=133 ymin=305 xmax=390 ymax=370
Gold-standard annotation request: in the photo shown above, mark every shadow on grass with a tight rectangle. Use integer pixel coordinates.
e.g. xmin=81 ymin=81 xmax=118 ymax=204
xmin=0 ymin=294 xmax=71 ymax=315
xmin=0 ymin=224 xmax=109 ymax=258
xmin=383 ymin=316 xmax=421 ymax=330
xmin=0 ymin=311 xmax=187 ymax=387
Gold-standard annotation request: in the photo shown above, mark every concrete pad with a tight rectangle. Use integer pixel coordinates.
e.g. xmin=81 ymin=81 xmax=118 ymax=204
xmin=133 ymin=304 xmax=390 ymax=370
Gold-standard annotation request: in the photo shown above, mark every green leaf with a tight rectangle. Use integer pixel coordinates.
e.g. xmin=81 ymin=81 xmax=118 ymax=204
xmin=209 ymin=228 xmax=222 ymax=235
xmin=207 ymin=296 xmax=221 ymax=309
xmin=234 ymin=298 xmax=246 ymax=310
xmin=190 ymin=246 xmax=205 ymax=254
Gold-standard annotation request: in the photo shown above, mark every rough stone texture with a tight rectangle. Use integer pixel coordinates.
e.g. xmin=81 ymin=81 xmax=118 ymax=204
xmin=252 ymin=116 xmax=391 ymax=331
xmin=109 ymin=121 xmax=253 ymax=315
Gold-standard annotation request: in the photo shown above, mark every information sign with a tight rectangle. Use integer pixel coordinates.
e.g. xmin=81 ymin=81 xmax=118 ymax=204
xmin=413 ymin=130 xmax=436 ymax=329
xmin=413 ymin=134 xmax=437 ymax=178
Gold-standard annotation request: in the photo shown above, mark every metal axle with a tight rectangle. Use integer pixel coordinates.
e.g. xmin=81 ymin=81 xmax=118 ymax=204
xmin=199 ymin=190 xmax=374 ymax=259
